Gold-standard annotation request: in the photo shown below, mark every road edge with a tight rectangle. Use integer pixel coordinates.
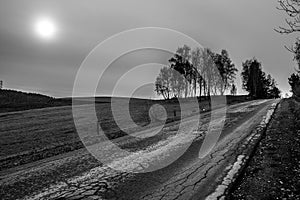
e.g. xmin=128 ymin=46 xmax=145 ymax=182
xmin=205 ymin=100 xmax=280 ymax=200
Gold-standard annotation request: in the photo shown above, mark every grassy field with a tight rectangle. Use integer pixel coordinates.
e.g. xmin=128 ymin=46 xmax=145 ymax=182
xmin=0 ymin=95 xmax=249 ymax=171
xmin=0 ymin=89 xmax=73 ymax=113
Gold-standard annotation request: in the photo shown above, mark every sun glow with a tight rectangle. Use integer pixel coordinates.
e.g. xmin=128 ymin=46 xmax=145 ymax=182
xmin=35 ymin=18 xmax=56 ymax=39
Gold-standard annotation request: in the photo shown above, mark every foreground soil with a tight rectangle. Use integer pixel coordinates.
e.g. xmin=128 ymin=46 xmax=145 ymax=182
xmin=229 ymin=98 xmax=300 ymax=200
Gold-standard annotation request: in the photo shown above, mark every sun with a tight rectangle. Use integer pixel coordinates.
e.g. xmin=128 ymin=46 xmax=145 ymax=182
xmin=35 ymin=18 xmax=56 ymax=39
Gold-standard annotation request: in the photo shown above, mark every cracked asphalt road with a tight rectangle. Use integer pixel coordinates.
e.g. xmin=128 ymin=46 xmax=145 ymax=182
xmin=0 ymin=99 xmax=279 ymax=200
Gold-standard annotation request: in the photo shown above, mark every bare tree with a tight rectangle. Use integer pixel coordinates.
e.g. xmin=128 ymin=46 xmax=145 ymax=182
xmin=202 ymin=48 xmax=215 ymax=97
xmin=191 ymin=47 xmax=203 ymax=97
xmin=213 ymin=50 xmax=238 ymax=95
xmin=276 ymin=0 xmax=300 ymax=53
xmin=276 ymin=1 xmax=300 ymax=97
xmin=155 ymin=46 xmax=238 ymax=99
xmin=155 ymin=66 xmax=172 ymax=99
xmin=276 ymin=0 xmax=300 ymax=34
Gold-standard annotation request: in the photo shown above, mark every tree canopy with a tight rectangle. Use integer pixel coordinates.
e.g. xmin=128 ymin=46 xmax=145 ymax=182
xmin=155 ymin=45 xmax=238 ymax=99
xmin=155 ymin=46 xmax=281 ymax=100
xmin=289 ymin=72 xmax=300 ymax=96
xmin=241 ymin=58 xmax=281 ymax=99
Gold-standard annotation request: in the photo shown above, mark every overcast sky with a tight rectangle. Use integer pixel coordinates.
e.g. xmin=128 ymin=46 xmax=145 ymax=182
xmin=0 ymin=0 xmax=298 ymax=97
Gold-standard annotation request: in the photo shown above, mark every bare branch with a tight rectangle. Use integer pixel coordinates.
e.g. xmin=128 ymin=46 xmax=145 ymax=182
xmin=276 ymin=0 xmax=300 ymax=34
xmin=284 ymin=44 xmax=296 ymax=53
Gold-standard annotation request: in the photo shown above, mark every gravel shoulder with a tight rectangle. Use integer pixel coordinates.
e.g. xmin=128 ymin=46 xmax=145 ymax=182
xmin=229 ymin=98 xmax=300 ymax=200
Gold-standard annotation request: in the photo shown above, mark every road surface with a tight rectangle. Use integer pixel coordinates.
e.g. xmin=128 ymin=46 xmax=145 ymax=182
xmin=0 ymin=99 xmax=279 ymax=200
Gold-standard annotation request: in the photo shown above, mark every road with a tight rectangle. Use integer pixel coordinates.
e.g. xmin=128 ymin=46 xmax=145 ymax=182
xmin=0 ymin=99 xmax=279 ymax=200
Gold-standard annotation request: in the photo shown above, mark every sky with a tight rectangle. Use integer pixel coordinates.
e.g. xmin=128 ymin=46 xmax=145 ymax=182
xmin=0 ymin=0 xmax=298 ymax=98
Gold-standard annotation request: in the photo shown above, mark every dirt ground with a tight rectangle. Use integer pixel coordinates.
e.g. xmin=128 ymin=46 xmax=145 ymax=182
xmin=229 ymin=98 xmax=300 ymax=200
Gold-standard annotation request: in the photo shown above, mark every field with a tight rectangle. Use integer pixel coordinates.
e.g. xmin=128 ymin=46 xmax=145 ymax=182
xmin=0 ymin=95 xmax=248 ymax=171
xmin=0 ymin=89 xmax=72 ymax=113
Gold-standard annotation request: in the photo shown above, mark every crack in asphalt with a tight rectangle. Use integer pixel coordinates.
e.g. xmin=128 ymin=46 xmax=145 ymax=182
xmin=205 ymin=102 xmax=279 ymax=200
xmin=139 ymin=126 xmax=257 ymax=200
xmin=17 ymin=100 xmax=276 ymax=200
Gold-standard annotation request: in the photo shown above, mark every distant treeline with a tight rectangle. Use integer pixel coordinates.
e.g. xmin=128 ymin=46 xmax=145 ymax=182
xmin=0 ymin=89 xmax=71 ymax=113
xmin=155 ymin=45 xmax=281 ymax=100
xmin=155 ymin=46 xmax=238 ymax=99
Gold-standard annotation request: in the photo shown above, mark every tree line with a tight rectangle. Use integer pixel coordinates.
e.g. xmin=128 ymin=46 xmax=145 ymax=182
xmin=155 ymin=45 xmax=281 ymax=100
xmin=241 ymin=58 xmax=281 ymax=99
xmin=276 ymin=0 xmax=300 ymax=97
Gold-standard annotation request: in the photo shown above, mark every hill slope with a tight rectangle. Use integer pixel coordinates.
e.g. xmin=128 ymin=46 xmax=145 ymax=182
xmin=0 ymin=89 xmax=71 ymax=113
